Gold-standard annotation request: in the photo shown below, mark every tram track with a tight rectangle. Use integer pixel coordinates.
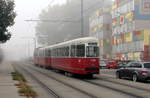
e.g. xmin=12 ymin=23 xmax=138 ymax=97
xmin=13 ymin=64 xmax=61 ymax=98
xmin=17 ymin=62 xmax=98 ymax=98
xmin=82 ymin=80 xmax=143 ymax=98
xmin=24 ymin=62 xmax=149 ymax=98
xmin=94 ymin=76 xmax=150 ymax=92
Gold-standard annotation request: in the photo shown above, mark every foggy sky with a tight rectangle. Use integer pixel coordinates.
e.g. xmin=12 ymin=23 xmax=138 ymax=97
xmin=2 ymin=0 xmax=66 ymax=61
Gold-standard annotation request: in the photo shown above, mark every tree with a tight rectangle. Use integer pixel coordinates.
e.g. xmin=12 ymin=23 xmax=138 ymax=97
xmin=0 ymin=0 xmax=16 ymax=43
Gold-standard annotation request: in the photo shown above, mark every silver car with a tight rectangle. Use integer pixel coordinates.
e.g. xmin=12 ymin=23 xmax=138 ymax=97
xmin=116 ymin=62 xmax=150 ymax=82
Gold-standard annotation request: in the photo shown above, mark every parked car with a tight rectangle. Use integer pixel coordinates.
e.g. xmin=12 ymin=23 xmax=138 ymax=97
xmin=100 ymin=60 xmax=107 ymax=68
xmin=116 ymin=60 xmax=132 ymax=69
xmin=116 ymin=62 xmax=150 ymax=82
xmin=116 ymin=64 xmax=126 ymax=69
xmin=106 ymin=60 xmax=118 ymax=69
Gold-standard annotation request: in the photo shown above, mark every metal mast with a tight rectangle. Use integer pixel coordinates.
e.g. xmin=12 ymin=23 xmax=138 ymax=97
xmin=81 ymin=0 xmax=84 ymax=37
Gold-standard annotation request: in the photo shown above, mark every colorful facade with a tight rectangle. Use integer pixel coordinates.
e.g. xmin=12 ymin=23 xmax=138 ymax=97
xmin=112 ymin=0 xmax=150 ymax=61
xmin=89 ymin=8 xmax=112 ymax=59
xmin=89 ymin=0 xmax=150 ymax=61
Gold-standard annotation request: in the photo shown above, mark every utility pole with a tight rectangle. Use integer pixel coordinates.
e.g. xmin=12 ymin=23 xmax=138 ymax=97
xmin=32 ymin=37 xmax=36 ymax=49
xmin=21 ymin=37 xmax=36 ymax=49
xmin=28 ymin=40 xmax=30 ymax=58
xmin=81 ymin=0 xmax=84 ymax=37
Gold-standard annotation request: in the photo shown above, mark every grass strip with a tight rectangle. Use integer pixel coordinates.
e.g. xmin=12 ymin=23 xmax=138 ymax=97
xmin=11 ymin=71 xmax=37 ymax=98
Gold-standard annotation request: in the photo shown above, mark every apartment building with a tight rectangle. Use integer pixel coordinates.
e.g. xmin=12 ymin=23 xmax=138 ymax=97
xmin=112 ymin=0 xmax=150 ymax=61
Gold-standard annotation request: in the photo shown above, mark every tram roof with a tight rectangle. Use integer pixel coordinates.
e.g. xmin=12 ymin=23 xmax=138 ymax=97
xmin=40 ymin=37 xmax=98 ymax=50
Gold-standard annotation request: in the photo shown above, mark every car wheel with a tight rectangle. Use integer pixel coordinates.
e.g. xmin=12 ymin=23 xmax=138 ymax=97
xmin=116 ymin=72 xmax=121 ymax=79
xmin=132 ymin=74 xmax=138 ymax=82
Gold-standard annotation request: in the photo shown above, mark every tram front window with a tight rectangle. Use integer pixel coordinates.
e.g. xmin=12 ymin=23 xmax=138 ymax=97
xmin=86 ymin=46 xmax=99 ymax=57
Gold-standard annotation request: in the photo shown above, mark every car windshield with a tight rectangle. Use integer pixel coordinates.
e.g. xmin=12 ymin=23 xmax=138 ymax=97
xmin=119 ymin=64 xmax=126 ymax=66
xmin=144 ymin=63 xmax=150 ymax=68
xmin=101 ymin=61 xmax=105 ymax=64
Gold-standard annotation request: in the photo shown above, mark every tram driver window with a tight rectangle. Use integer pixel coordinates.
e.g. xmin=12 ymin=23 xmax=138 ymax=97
xmin=86 ymin=46 xmax=99 ymax=57
xmin=76 ymin=44 xmax=85 ymax=57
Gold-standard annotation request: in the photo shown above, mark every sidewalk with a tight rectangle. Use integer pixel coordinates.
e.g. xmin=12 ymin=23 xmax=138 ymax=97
xmin=0 ymin=62 xmax=24 ymax=98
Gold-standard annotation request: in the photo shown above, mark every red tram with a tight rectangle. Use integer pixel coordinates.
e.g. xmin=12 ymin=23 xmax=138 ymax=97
xmin=33 ymin=37 xmax=100 ymax=77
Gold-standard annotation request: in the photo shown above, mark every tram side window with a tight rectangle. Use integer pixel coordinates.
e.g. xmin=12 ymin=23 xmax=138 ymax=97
xmin=36 ymin=51 xmax=39 ymax=58
xmin=42 ymin=50 xmax=45 ymax=57
xmin=45 ymin=50 xmax=47 ymax=57
xmin=61 ymin=48 xmax=63 ymax=57
xmin=46 ymin=49 xmax=50 ymax=57
xmin=60 ymin=47 xmax=69 ymax=57
xmin=38 ymin=51 xmax=40 ymax=57
xmin=76 ymin=44 xmax=85 ymax=57
xmin=34 ymin=51 xmax=37 ymax=57
xmin=51 ymin=47 xmax=69 ymax=57
xmin=71 ymin=45 xmax=76 ymax=57
xmin=48 ymin=50 xmax=51 ymax=57
xmin=54 ymin=49 xmax=57 ymax=57
xmin=56 ymin=49 xmax=58 ymax=57
xmin=39 ymin=51 xmax=41 ymax=57
xmin=57 ymin=48 xmax=60 ymax=57
xmin=65 ymin=47 xmax=69 ymax=57
xmin=51 ymin=49 xmax=55 ymax=57
xmin=60 ymin=48 xmax=63 ymax=57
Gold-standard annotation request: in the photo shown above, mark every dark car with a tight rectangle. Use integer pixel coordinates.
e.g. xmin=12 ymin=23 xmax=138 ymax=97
xmin=116 ymin=64 xmax=126 ymax=69
xmin=116 ymin=62 xmax=150 ymax=82
xmin=116 ymin=60 xmax=132 ymax=69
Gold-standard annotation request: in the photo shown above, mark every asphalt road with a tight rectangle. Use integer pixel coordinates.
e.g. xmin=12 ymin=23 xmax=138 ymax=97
xmin=100 ymin=69 xmax=116 ymax=78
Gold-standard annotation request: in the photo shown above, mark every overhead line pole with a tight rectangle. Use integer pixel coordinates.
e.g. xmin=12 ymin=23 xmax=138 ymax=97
xmin=81 ymin=0 xmax=84 ymax=37
xmin=21 ymin=37 xmax=36 ymax=49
